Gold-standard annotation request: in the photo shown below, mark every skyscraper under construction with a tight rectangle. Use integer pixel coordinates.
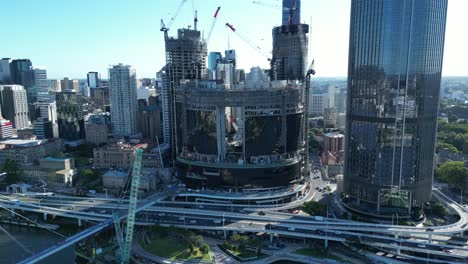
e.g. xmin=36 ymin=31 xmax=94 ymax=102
xmin=160 ymin=28 xmax=207 ymax=157
xmin=271 ymin=0 xmax=309 ymax=81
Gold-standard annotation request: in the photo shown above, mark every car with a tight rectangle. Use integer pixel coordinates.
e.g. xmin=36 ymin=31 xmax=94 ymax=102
xmin=258 ymin=211 xmax=266 ymax=216
xmin=239 ymin=210 xmax=247 ymax=213
xmin=292 ymin=210 xmax=300 ymax=214
xmin=213 ymin=220 xmax=221 ymax=224
xmin=178 ymin=217 xmax=185 ymax=221
xmin=99 ymin=210 xmax=107 ymax=214
xmin=198 ymin=205 xmax=204 ymax=209
xmin=417 ymin=244 xmax=426 ymax=248
xmin=158 ymin=213 xmax=166 ymax=216
xmin=315 ymin=187 xmax=319 ymax=190
xmin=189 ymin=220 xmax=197 ymax=224
xmin=288 ymin=227 xmax=296 ymax=231
xmin=442 ymin=249 xmax=453 ymax=253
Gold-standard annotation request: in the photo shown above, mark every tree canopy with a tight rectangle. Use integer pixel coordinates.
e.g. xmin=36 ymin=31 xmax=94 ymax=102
xmin=435 ymin=161 xmax=468 ymax=190
xmin=2 ymin=159 xmax=20 ymax=184
xmin=301 ymin=201 xmax=327 ymax=216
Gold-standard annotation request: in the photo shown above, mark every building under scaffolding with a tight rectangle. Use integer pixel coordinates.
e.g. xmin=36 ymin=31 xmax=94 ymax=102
xmin=174 ymin=80 xmax=307 ymax=188
xmin=161 ymin=28 xmax=207 ymax=158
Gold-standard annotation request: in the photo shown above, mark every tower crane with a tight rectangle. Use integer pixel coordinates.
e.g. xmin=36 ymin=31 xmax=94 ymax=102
xmin=303 ymin=59 xmax=315 ymax=176
xmin=252 ymin=1 xmax=280 ymax=9
xmin=160 ymin=0 xmax=188 ymax=39
xmin=114 ymin=148 xmax=144 ymax=263
xmin=206 ymin=6 xmax=221 ymax=45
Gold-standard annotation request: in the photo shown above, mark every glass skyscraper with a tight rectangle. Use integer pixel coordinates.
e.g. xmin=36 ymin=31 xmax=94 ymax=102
xmin=343 ymin=0 xmax=448 ymax=216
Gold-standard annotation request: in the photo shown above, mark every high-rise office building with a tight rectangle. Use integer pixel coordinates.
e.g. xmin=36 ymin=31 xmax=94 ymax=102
xmin=60 ymin=78 xmax=79 ymax=92
xmin=208 ymin=52 xmax=222 ymax=71
xmin=109 ymin=64 xmax=138 ymax=137
xmin=56 ymin=91 xmax=85 ymax=140
xmin=21 ymin=67 xmax=48 ymax=102
xmin=33 ymin=118 xmax=54 ymax=139
xmin=49 ymin=79 xmax=62 ymax=92
xmin=0 ymin=58 xmax=11 ymax=84
xmin=10 ymin=59 xmax=32 ymax=85
xmin=162 ymin=28 xmax=207 ymax=155
xmin=271 ymin=0 xmax=308 ymax=81
xmin=0 ymin=85 xmax=30 ymax=129
xmin=87 ymin=72 xmax=101 ymax=88
xmin=344 ymin=0 xmax=448 ymax=216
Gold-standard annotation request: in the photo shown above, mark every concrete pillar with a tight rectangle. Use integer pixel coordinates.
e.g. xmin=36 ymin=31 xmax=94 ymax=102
xmin=324 ymin=239 xmax=328 ymax=249
xmin=270 ymin=233 xmax=273 ymax=243
xmin=43 ymin=213 xmax=47 ymax=221
xmin=428 ymin=233 xmax=432 ymax=243
xmin=223 ymin=230 xmax=227 ymax=240
xmin=10 ymin=208 xmax=15 ymax=217
xmin=78 ymin=218 xmax=82 ymax=227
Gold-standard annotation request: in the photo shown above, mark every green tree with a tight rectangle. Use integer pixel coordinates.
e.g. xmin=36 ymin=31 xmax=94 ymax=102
xmin=302 ymin=201 xmax=327 ymax=216
xmin=200 ymin=244 xmax=210 ymax=254
xmin=2 ymin=159 xmax=21 ymax=184
xmin=435 ymin=161 xmax=468 ymax=190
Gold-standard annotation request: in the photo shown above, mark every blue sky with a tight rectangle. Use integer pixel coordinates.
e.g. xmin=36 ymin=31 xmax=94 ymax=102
xmin=1 ymin=0 xmax=467 ymax=79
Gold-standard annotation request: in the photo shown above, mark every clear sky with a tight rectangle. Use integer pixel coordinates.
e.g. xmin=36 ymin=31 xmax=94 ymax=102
xmin=1 ymin=0 xmax=467 ymax=79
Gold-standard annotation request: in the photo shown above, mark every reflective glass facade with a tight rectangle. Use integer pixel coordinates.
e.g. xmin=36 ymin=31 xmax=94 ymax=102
xmin=344 ymin=0 xmax=448 ymax=216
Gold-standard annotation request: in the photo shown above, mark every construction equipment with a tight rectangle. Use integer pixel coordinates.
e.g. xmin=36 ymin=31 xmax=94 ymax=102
xmin=114 ymin=148 xmax=144 ymax=263
xmin=160 ymin=0 xmax=188 ymax=38
xmin=303 ymin=59 xmax=315 ymax=177
xmin=252 ymin=0 xmax=280 ymax=9
xmin=206 ymin=6 xmax=221 ymax=45
xmin=225 ymin=23 xmax=270 ymax=59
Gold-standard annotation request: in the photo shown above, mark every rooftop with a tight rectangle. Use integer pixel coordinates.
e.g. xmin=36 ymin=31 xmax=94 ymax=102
xmin=0 ymin=139 xmax=45 ymax=148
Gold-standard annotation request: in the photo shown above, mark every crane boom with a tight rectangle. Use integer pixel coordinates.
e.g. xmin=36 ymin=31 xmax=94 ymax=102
xmin=206 ymin=6 xmax=221 ymax=44
xmin=160 ymin=0 xmax=188 ymax=37
xmin=252 ymin=1 xmax=280 ymax=9
xmin=225 ymin=23 xmax=270 ymax=59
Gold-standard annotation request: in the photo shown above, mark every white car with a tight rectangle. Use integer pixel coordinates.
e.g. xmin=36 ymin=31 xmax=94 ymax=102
xmin=213 ymin=220 xmax=221 ymax=224
xmin=189 ymin=220 xmax=197 ymax=224
xmin=417 ymin=244 xmax=426 ymax=248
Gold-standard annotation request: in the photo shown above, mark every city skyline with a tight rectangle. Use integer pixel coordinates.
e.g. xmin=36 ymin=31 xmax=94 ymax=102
xmin=1 ymin=0 xmax=467 ymax=79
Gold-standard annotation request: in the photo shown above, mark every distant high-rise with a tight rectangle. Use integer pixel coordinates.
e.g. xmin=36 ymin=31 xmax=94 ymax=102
xmin=87 ymin=72 xmax=101 ymax=88
xmin=0 ymin=117 xmax=13 ymax=139
xmin=282 ymin=0 xmax=301 ymax=25
xmin=49 ymin=79 xmax=62 ymax=92
xmin=60 ymin=78 xmax=79 ymax=92
xmin=208 ymin=52 xmax=222 ymax=71
xmin=162 ymin=28 xmax=207 ymax=155
xmin=0 ymin=58 xmax=11 ymax=84
xmin=10 ymin=59 xmax=32 ymax=85
xmin=21 ymin=67 xmax=48 ymax=102
xmin=271 ymin=0 xmax=308 ymax=81
xmin=109 ymin=64 xmax=138 ymax=137
xmin=56 ymin=91 xmax=85 ymax=140
xmin=344 ymin=0 xmax=448 ymax=216
xmin=0 ymin=85 xmax=30 ymax=129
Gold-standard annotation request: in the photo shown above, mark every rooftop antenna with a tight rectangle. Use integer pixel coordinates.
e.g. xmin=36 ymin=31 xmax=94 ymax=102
xmin=228 ymin=30 xmax=231 ymax=50
xmin=194 ymin=10 xmax=198 ymax=31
